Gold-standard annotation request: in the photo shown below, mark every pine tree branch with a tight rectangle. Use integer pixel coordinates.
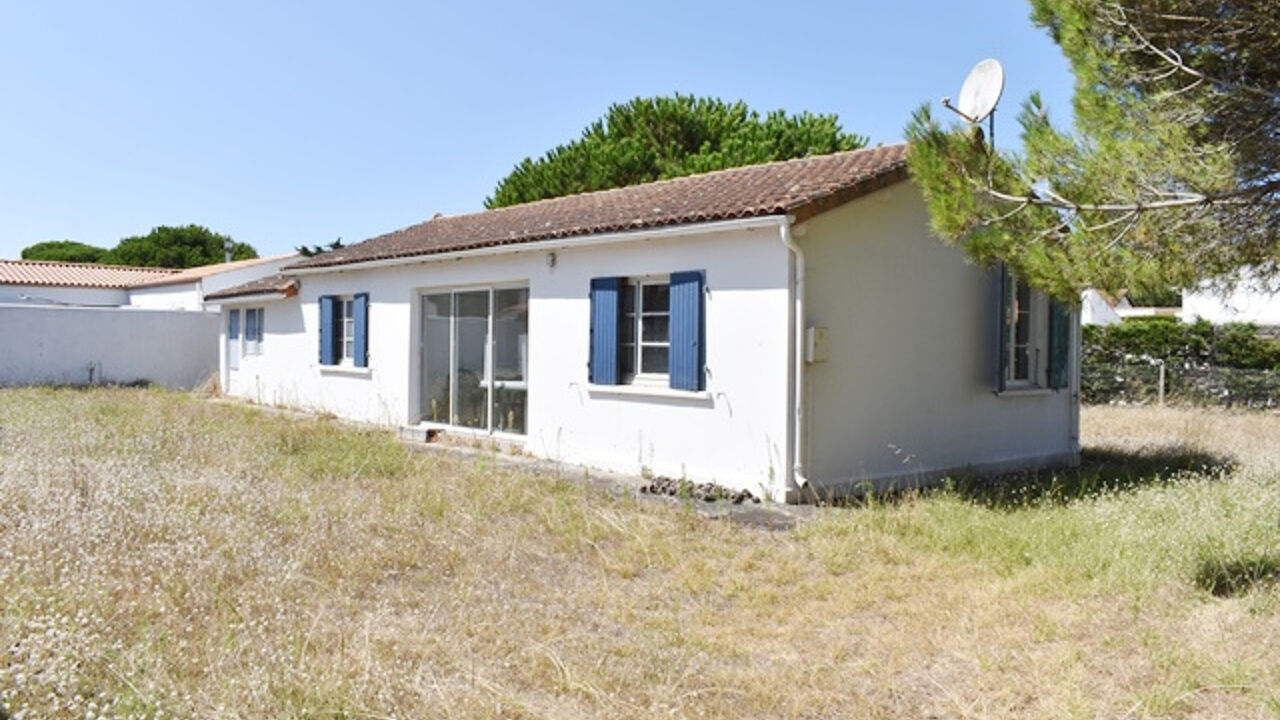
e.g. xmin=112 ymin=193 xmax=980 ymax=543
xmin=1106 ymin=3 xmax=1277 ymax=100
xmin=983 ymin=176 xmax=1280 ymax=213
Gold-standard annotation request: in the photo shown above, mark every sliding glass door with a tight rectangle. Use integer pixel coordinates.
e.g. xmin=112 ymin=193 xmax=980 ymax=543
xmin=420 ymin=287 xmax=528 ymax=434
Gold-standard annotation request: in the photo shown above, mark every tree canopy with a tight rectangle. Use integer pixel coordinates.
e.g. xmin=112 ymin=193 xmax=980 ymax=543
xmin=19 ymin=225 xmax=256 ymax=268
xmin=486 ymin=94 xmax=868 ymax=208
xmin=906 ymin=0 xmax=1279 ymax=300
xmin=110 ymin=225 xmax=256 ymax=268
xmin=20 ymin=240 xmax=109 ymax=264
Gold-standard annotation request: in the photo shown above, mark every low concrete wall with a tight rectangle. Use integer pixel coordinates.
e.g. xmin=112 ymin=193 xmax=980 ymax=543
xmin=0 ymin=304 xmax=218 ymax=389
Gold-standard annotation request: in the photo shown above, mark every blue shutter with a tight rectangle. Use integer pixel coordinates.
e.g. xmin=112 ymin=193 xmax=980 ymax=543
xmin=228 ymin=309 xmax=240 ymax=340
xmin=1047 ymin=299 xmax=1071 ymax=389
xmin=589 ymin=277 xmax=621 ymax=385
xmin=669 ymin=270 xmax=705 ymax=391
xmin=353 ymin=293 xmax=369 ymax=368
xmin=994 ymin=264 xmax=1009 ymax=392
xmin=319 ymin=296 xmax=337 ymax=365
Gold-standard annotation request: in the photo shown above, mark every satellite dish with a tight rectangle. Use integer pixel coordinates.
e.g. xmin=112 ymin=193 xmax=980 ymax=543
xmin=943 ymin=58 xmax=1005 ymax=124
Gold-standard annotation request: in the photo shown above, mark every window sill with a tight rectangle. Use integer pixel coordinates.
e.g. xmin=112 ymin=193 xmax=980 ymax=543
xmin=586 ymin=383 xmax=711 ymax=401
xmin=995 ymin=386 xmax=1057 ymax=397
xmin=319 ymin=364 xmax=372 ymax=378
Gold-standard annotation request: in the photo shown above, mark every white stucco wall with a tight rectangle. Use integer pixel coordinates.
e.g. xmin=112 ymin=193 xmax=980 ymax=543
xmin=0 ymin=304 xmax=219 ymax=388
xmin=798 ymin=183 xmax=1079 ymax=493
xmin=0 ymin=284 xmax=129 ymax=306
xmin=128 ymin=256 xmax=298 ymax=310
xmin=223 ymin=225 xmax=792 ymax=498
xmin=127 ymin=283 xmax=202 ymax=310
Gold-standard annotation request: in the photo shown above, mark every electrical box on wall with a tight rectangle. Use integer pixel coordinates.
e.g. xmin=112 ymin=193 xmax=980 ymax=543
xmin=805 ymin=326 xmax=829 ymax=363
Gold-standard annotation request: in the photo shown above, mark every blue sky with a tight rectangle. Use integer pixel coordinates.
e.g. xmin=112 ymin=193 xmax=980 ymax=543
xmin=0 ymin=1 xmax=1075 ymax=261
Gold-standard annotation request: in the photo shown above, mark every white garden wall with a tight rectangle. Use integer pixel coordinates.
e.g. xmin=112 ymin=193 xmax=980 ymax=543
xmin=798 ymin=182 xmax=1079 ymax=493
xmin=0 ymin=304 xmax=218 ymax=388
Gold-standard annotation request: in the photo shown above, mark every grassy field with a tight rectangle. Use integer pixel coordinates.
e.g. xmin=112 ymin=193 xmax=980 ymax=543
xmin=1 ymin=388 xmax=1278 ymax=719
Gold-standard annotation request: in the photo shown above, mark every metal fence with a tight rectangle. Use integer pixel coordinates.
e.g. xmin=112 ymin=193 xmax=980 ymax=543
xmin=1082 ymin=361 xmax=1280 ymax=408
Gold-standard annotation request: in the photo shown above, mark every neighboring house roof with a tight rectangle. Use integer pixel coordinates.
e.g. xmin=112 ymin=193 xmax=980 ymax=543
xmin=285 ymin=144 xmax=910 ymax=271
xmin=204 ymin=274 xmax=299 ymax=301
xmin=0 ymin=259 xmax=177 ymax=289
xmin=129 ymin=254 xmax=298 ymax=289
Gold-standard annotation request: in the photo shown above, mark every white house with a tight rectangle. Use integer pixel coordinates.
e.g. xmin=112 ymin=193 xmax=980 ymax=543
xmin=209 ymin=145 xmax=1080 ymax=502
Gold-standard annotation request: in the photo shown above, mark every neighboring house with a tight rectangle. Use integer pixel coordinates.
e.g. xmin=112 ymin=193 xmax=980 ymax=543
xmin=1081 ymin=289 xmax=1182 ymax=326
xmin=1081 ymin=289 xmax=1123 ymax=326
xmin=209 ymin=145 xmax=1080 ymax=502
xmin=0 ymin=256 xmax=295 ymax=389
xmin=0 ymin=259 xmax=177 ymax=306
xmin=127 ymin=254 xmax=298 ymax=310
xmin=0 ymin=255 xmax=296 ymax=309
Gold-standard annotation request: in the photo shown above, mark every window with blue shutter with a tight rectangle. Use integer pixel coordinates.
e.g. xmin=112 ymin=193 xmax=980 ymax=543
xmin=319 ymin=295 xmax=337 ymax=365
xmin=993 ymin=267 xmax=1070 ymax=393
xmin=353 ymin=293 xmax=369 ymax=368
xmin=1047 ymin=299 xmax=1071 ymax=389
xmin=668 ymin=270 xmax=705 ymax=391
xmin=589 ymin=277 xmax=622 ymax=384
xmin=227 ymin=309 xmax=241 ymax=371
xmin=591 ymin=271 xmax=705 ymax=390
xmin=994 ymin=264 xmax=1009 ymax=393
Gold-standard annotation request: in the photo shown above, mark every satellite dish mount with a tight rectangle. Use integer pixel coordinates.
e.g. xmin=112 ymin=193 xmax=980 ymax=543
xmin=941 ymin=58 xmax=1005 ymax=150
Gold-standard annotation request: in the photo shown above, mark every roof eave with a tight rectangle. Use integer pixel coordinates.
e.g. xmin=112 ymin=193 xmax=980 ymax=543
xmin=281 ymin=214 xmax=795 ymax=276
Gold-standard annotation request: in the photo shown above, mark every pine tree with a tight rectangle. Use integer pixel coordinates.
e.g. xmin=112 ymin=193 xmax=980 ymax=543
xmin=906 ymin=0 xmax=1279 ymax=300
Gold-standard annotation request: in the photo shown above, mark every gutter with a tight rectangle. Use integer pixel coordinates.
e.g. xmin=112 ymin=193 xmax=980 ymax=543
xmin=281 ymin=215 xmax=792 ymax=276
xmin=779 ymin=217 xmax=810 ymax=491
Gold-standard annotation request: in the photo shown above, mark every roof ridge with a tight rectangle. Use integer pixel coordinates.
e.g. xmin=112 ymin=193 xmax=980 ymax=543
xmin=2 ymin=258 xmax=180 ymax=273
xmin=439 ymin=143 xmax=908 ymax=223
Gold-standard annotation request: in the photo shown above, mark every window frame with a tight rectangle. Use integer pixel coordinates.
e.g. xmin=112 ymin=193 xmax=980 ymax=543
xmin=620 ymin=275 xmax=671 ymax=384
xmin=418 ymin=283 xmax=529 ymax=436
xmin=339 ymin=297 xmax=355 ymax=364
xmin=242 ymin=307 xmax=264 ymax=356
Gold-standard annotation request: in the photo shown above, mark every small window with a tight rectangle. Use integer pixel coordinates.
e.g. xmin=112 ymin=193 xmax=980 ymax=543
xmin=243 ymin=308 xmax=264 ymax=356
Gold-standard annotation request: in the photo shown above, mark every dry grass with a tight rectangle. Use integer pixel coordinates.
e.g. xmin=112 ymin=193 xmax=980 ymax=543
xmin=1 ymin=388 xmax=1278 ymax=719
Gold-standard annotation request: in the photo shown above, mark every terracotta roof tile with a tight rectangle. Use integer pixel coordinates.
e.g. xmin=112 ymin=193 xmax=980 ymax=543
xmin=286 ymin=144 xmax=909 ymax=271
xmin=0 ymin=259 xmax=177 ymax=289
xmin=204 ymin=274 xmax=298 ymax=301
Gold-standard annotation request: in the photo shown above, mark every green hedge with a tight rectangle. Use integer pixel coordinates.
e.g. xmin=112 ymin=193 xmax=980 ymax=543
xmin=1082 ymin=317 xmax=1280 ymax=370
xmin=1082 ymin=317 xmax=1280 ymax=407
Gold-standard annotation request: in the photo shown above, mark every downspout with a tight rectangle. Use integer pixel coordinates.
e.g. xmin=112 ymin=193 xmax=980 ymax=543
xmin=780 ymin=217 xmax=810 ymax=491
